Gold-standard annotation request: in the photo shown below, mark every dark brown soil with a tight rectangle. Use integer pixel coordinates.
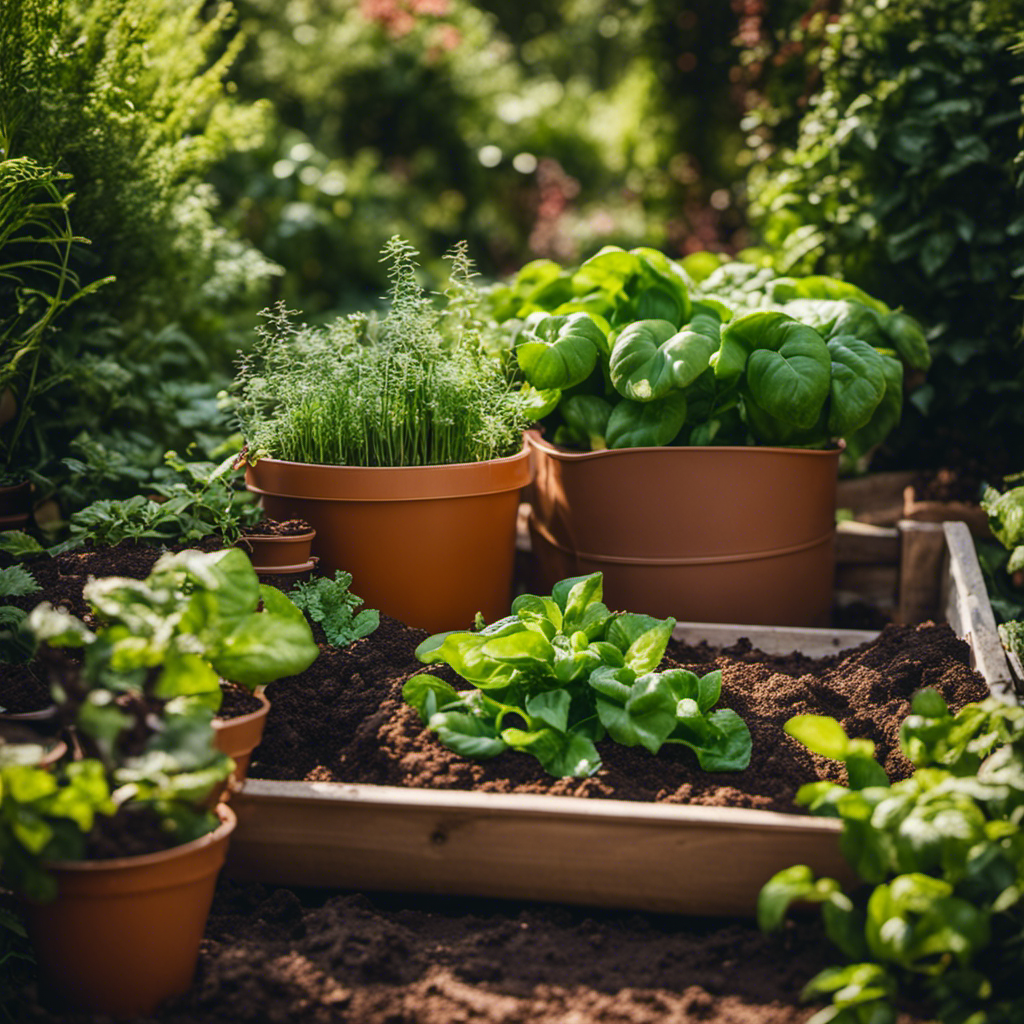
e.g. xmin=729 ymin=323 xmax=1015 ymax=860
xmin=218 ymin=682 xmax=264 ymax=720
xmin=253 ymin=615 xmax=987 ymax=812
xmin=240 ymin=517 xmax=313 ymax=537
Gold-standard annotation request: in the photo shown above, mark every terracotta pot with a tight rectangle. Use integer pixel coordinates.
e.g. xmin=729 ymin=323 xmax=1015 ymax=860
xmin=212 ymin=689 xmax=271 ymax=800
xmin=245 ymin=442 xmax=533 ymax=633
xmin=0 ymin=477 xmax=31 ymax=530
xmin=23 ymin=804 xmax=236 ymax=1017
xmin=527 ymin=432 xmax=841 ymax=627
xmin=235 ymin=528 xmax=316 ymax=572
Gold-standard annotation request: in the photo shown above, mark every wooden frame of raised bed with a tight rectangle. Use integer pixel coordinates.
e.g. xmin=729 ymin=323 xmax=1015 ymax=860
xmin=224 ymin=523 xmax=1018 ymax=917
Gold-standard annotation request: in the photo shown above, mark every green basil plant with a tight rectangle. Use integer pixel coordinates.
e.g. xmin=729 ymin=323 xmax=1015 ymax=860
xmin=759 ymin=691 xmax=1024 ymax=1024
xmin=404 ymin=572 xmax=751 ymax=778
xmin=490 ymin=247 xmax=929 ymax=458
xmin=0 ymin=549 xmax=318 ymax=902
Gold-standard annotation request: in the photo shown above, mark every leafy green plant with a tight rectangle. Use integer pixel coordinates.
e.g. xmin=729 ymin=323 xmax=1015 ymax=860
xmin=742 ymin=0 xmax=1024 ymax=470
xmin=235 ymin=237 xmax=532 ymax=467
xmin=977 ymin=477 xmax=1024 ymax=626
xmin=493 ymin=247 xmax=924 ymax=456
xmin=53 ymin=452 xmax=264 ymax=554
xmin=0 ymin=157 xmax=112 ymax=478
xmin=405 ymin=571 xmax=751 ymax=778
xmin=288 ymin=571 xmax=379 ymax=648
xmin=760 ymin=690 xmax=1024 ymax=1024
xmin=30 ymin=547 xmax=318 ymax=708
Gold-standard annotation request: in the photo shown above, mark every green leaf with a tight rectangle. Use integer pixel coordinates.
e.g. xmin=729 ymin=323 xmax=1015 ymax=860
xmin=609 ymin=314 xmax=718 ymax=402
xmin=430 ymin=711 xmax=508 ymax=759
xmin=559 ymin=395 xmax=613 ymax=450
xmin=27 ymin=603 xmax=95 ymax=647
xmin=0 ymin=565 xmax=39 ymax=598
xmin=525 ymin=689 xmax=571 ymax=734
xmin=826 ymin=336 xmax=886 ymax=436
xmin=560 ymin=573 xmax=604 ymax=633
xmin=596 ymin=673 xmax=677 ymax=754
xmin=402 ymin=675 xmax=464 ymax=725
xmin=210 ymin=614 xmax=318 ymax=688
xmin=481 ymin=629 xmax=555 ymax=669
xmin=605 ymin=613 xmax=675 ymax=674
xmin=0 ymin=531 xmax=45 ymax=559
xmin=501 ymin=726 xmax=601 ymax=778
xmin=843 ymin=353 xmax=903 ymax=463
xmin=515 ymin=312 xmax=606 ymax=390
xmin=785 ymin=715 xmax=851 ymax=759
xmin=605 ymin=391 xmax=688 ymax=448
xmin=416 ymin=631 xmax=517 ymax=688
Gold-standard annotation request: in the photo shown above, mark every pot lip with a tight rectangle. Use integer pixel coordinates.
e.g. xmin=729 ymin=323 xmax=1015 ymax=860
xmin=245 ymin=437 xmax=533 ymax=501
xmin=0 ymin=477 xmax=30 ymax=492
xmin=43 ymin=802 xmax=237 ymax=873
xmin=212 ymin=688 xmax=271 ymax=732
xmin=246 ymin=437 xmax=532 ymax=473
xmin=237 ymin=529 xmax=317 ymax=544
xmin=527 ymin=431 xmax=845 ymax=462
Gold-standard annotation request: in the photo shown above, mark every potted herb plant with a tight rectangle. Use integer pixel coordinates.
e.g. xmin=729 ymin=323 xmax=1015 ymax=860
xmin=492 ymin=248 xmax=929 ymax=626
xmin=237 ymin=238 xmax=535 ymax=633
xmin=0 ymin=602 xmax=242 ymax=1016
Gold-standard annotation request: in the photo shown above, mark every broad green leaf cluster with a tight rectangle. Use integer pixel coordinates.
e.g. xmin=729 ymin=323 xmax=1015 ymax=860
xmin=760 ymin=691 xmax=1024 ymax=1024
xmin=29 ymin=548 xmax=319 ymax=706
xmin=405 ymin=572 xmax=750 ymax=778
xmin=979 ymin=475 xmax=1024 ymax=662
xmin=0 ymin=548 xmax=319 ymax=902
xmin=288 ymin=570 xmax=379 ymax=649
xmin=491 ymin=246 xmax=925 ymax=456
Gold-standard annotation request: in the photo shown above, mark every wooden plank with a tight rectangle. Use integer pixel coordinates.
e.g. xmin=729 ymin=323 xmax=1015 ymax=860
xmin=942 ymin=521 xmax=1016 ymax=703
xmin=227 ymin=782 xmax=854 ymax=917
xmin=835 ymin=470 xmax=916 ymax=526
xmin=897 ymin=520 xmax=946 ymax=624
xmin=671 ymin=621 xmax=877 ymax=658
xmin=835 ymin=520 xmax=900 ymax=565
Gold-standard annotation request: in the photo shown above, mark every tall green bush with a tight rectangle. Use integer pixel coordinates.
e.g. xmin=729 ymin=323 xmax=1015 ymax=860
xmin=0 ymin=0 xmax=278 ymax=506
xmin=743 ymin=0 xmax=1024 ymax=470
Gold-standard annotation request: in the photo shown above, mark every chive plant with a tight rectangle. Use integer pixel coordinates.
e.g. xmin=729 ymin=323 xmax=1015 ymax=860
xmin=235 ymin=238 xmax=529 ymax=467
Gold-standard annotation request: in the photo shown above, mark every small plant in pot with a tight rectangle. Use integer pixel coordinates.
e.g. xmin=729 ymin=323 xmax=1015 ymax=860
xmin=488 ymin=247 xmax=930 ymax=626
xmin=0 ymin=607 xmax=240 ymax=1015
xmin=235 ymin=238 xmax=538 ymax=633
xmin=34 ymin=546 xmax=319 ymax=797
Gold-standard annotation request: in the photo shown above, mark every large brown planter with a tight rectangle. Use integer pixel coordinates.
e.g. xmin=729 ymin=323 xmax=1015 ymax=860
xmin=245 ymin=443 xmax=533 ymax=633
xmin=527 ymin=433 xmax=841 ymax=627
xmin=23 ymin=804 xmax=236 ymax=1017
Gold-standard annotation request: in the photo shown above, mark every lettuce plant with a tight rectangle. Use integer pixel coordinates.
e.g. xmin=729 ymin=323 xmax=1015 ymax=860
xmin=493 ymin=246 xmax=926 ymax=456
xmin=28 ymin=547 xmax=319 ymax=710
xmin=405 ymin=572 xmax=750 ymax=778
xmin=760 ymin=691 xmax=1024 ymax=1024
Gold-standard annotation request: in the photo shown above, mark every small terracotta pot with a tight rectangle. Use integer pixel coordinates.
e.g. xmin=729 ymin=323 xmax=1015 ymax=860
xmin=245 ymin=441 xmax=533 ymax=633
xmin=527 ymin=432 xmax=841 ymax=627
xmin=23 ymin=804 xmax=236 ymax=1017
xmin=235 ymin=528 xmax=316 ymax=572
xmin=0 ymin=478 xmax=31 ymax=530
xmin=212 ymin=690 xmax=271 ymax=800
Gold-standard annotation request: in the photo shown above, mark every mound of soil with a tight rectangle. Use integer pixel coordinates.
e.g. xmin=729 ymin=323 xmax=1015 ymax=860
xmin=253 ymin=616 xmax=988 ymax=813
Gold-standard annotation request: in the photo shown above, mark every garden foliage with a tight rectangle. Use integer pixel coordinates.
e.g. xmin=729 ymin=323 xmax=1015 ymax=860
xmin=761 ymin=691 xmax=1024 ymax=1024
xmin=494 ymin=246 xmax=925 ymax=456
xmin=743 ymin=0 xmax=1024 ymax=468
xmin=288 ymin=572 xmax=379 ymax=649
xmin=0 ymin=0 xmax=277 ymax=506
xmin=407 ymin=571 xmax=751 ymax=778
xmin=234 ymin=238 xmax=532 ymax=467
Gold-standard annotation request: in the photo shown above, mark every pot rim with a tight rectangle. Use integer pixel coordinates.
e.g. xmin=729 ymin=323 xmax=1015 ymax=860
xmin=245 ymin=437 xmax=533 ymax=502
xmin=527 ymin=430 xmax=845 ymax=462
xmin=247 ymin=437 xmax=531 ymax=473
xmin=43 ymin=803 xmax=236 ymax=873
xmin=212 ymin=689 xmax=271 ymax=733
xmin=237 ymin=529 xmax=317 ymax=544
